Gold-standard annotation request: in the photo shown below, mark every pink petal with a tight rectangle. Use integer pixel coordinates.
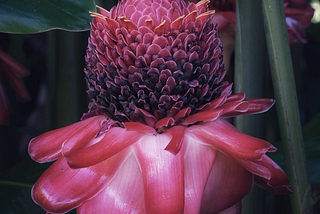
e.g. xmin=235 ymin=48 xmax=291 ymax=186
xmin=187 ymin=119 xmax=275 ymax=160
xmin=65 ymin=127 xmax=144 ymax=168
xmin=146 ymin=44 xmax=162 ymax=55
xmin=123 ymin=121 xmax=156 ymax=134
xmin=200 ymin=152 xmax=253 ymax=213
xmin=225 ymin=92 xmax=245 ymax=103
xmin=31 ymin=149 xmax=129 ymax=214
xmin=200 ymin=95 xmax=227 ymax=111
xmin=286 ymin=17 xmax=307 ymax=43
xmin=222 ymin=98 xmax=275 ymax=117
xmin=183 ymin=134 xmax=217 ymax=213
xmin=133 ymin=134 xmax=185 ymax=214
xmin=234 ymin=154 xmax=293 ymax=194
xmin=164 ymin=125 xmax=186 ymax=154
xmin=62 ymin=116 xmax=104 ymax=156
xmin=28 ymin=116 xmax=101 ymax=163
xmin=181 ymin=108 xmax=223 ymax=125
xmin=155 ymin=117 xmax=174 ymax=129
xmin=77 ymin=153 xmax=145 ymax=214
xmin=218 ymin=101 xmax=249 ymax=116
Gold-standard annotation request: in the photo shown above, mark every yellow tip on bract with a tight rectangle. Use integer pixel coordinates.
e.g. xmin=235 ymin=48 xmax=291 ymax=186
xmin=196 ymin=0 xmax=210 ymax=8
xmin=171 ymin=15 xmax=185 ymax=30
xmin=196 ymin=10 xmax=215 ymax=21
xmin=154 ymin=20 xmax=166 ymax=35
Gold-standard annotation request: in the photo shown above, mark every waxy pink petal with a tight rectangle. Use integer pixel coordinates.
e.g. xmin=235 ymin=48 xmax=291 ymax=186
xmin=233 ymin=154 xmax=293 ymax=194
xmin=222 ymin=98 xmax=275 ymax=117
xmin=62 ymin=116 xmax=104 ymax=156
xmin=77 ymin=153 xmax=145 ymax=214
xmin=164 ymin=125 xmax=186 ymax=154
xmin=187 ymin=119 xmax=276 ymax=160
xmin=183 ymin=134 xmax=217 ymax=213
xmin=31 ymin=149 xmax=129 ymax=214
xmin=133 ymin=134 xmax=185 ymax=214
xmin=65 ymin=127 xmax=144 ymax=168
xmin=28 ymin=116 xmax=101 ymax=163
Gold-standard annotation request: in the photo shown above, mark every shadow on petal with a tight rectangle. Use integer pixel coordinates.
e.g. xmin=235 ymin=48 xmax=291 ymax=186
xmin=200 ymin=152 xmax=253 ymax=213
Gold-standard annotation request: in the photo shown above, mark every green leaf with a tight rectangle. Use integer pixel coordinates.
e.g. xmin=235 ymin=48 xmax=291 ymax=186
xmin=0 ymin=0 xmax=96 ymax=34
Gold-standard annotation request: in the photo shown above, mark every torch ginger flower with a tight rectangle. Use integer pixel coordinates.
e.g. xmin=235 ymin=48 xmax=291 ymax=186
xmin=28 ymin=0 xmax=292 ymax=213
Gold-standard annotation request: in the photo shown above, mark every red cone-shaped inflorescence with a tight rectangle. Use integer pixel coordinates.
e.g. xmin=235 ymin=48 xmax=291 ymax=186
xmin=29 ymin=0 xmax=292 ymax=213
xmin=85 ymin=0 xmax=229 ymax=127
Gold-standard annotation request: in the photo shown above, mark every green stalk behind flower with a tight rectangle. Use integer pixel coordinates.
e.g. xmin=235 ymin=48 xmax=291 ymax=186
xmin=262 ymin=0 xmax=313 ymax=213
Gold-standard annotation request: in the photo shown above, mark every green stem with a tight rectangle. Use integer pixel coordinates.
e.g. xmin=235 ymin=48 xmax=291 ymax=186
xmin=46 ymin=31 xmax=88 ymax=130
xmin=0 ymin=180 xmax=33 ymax=188
xmin=261 ymin=1 xmax=313 ymax=213
xmin=234 ymin=1 xmax=268 ymax=213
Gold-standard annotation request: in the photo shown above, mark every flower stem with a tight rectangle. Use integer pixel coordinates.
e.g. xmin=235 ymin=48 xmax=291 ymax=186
xmin=234 ymin=1 xmax=268 ymax=213
xmin=261 ymin=1 xmax=313 ymax=213
xmin=46 ymin=31 xmax=88 ymax=129
xmin=0 ymin=180 xmax=33 ymax=188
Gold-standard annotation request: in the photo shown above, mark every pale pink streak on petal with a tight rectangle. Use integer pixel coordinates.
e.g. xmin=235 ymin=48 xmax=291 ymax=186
xmin=225 ymin=92 xmax=245 ymax=103
xmin=134 ymin=134 xmax=185 ymax=214
xmin=200 ymin=152 xmax=253 ymax=213
xmin=77 ymin=153 xmax=145 ymax=214
xmin=28 ymin=116 xmax=101 ymax=163
xmin=31 ymin=149 xmax=129 ymax=214
xmin=183 ymin=133 xmax=217 ymax=214
xmin=187 ymin=120 xmax=275 ymax=160
xmin=65 ymin=127 xmax=144 ymax=168
xmin=218 ymin=101 xmax=249 ymax=116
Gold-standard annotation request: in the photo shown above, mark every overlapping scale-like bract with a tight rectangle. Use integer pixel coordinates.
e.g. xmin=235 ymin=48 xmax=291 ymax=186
xmin=85 ymin=0 xmax=230 ymax=126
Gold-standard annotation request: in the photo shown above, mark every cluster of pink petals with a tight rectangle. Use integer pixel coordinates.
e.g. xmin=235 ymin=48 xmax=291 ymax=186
xmin=0 ymin=50 xmax=30 ymax=125
xmin=29 ymin=91 xmax=292 ymax=214
xmin=208 ymin=0 xmax=314 ymax=44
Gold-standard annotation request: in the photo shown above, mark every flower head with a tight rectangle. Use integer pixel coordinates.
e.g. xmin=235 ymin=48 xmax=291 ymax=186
xmin=29 ymin=0 xmax=292 ymax=213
